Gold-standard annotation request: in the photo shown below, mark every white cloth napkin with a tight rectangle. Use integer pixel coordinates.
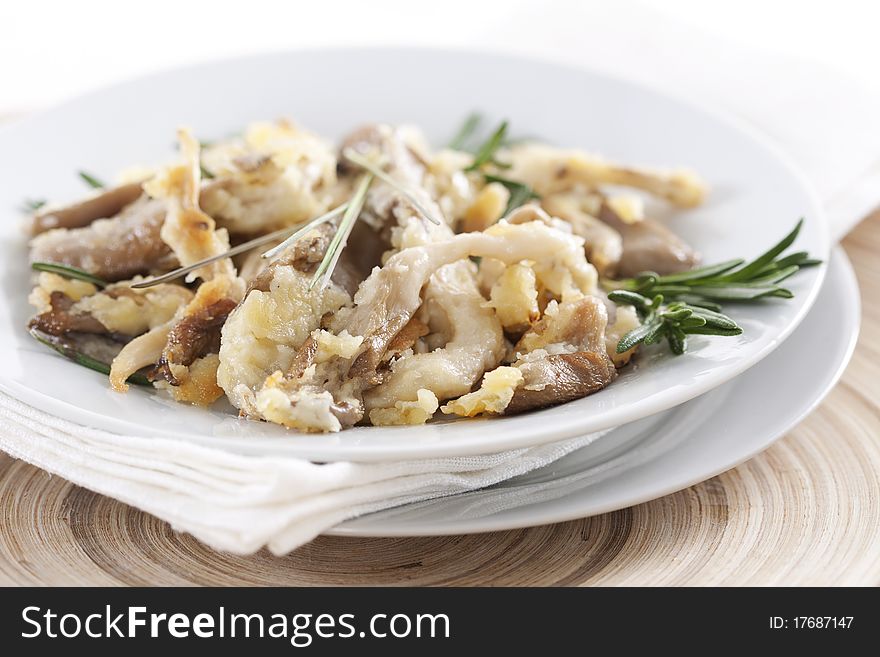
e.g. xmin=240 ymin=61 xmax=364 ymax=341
xmin=0 ymin=392 xmax=608 ymax=554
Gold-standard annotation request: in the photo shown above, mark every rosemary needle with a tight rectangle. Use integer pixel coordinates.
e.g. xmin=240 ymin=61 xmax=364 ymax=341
xmin=31 ymin=262 xmax=108 ymax=288
xmin=78 ymin=170 xmax=106 ymax=189
xmin=448 ymin=113 xmax=483 ymax=150
xmin=483 ymin=173 xmax=541 ymax=217
xmin=260 ymin=203 xmax=349 ymax=259
xmin=342 ymin=148 xmax=441 ymax=226
xmin=311 ymin=173 xmax=374 ymax=291
xmin=464 ymin=121 xmax=508 ymax=172
xmin=28 ymin=328 xmax=151 ymax=386
xmin=129 ymin=206 xmax=346 ymax=289
xmin=21 ymin=198 xmax=47 ymax=213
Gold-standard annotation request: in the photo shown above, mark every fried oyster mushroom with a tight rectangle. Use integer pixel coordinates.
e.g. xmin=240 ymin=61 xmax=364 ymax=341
xmin=243 ymin=220 xmax=600 ymax=432
xmin=199 ymin=120 xmax=340 ymax=236
xmin=109 ymin=129 xmax=245 ymax=403
xmin=337 ymin=124 xmax=507 ymax=425
xmin=21 ymin=116 xmax=741 ymax=434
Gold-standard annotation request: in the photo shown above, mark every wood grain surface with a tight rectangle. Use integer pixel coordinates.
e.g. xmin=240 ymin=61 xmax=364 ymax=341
xmin=0 ymin=213 xmax=877 ymax=587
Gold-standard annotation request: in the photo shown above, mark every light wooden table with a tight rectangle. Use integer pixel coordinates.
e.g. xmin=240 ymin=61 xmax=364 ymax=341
xmin=1 ymin=214 xmax=878 ymax=586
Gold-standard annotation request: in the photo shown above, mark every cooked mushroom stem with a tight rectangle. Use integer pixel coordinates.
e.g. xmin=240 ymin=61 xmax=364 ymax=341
xmin=599 ymin=203 xmax=699 ymax=276
xmin=30 ymin=182 xmax=144 ymax=235
xmin=504 ymin=143 xmax=706 ymax=208
xmin=29 ymin=197 xmax=174 ymax=282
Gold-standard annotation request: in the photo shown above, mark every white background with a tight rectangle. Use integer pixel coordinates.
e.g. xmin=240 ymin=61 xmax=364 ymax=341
xmin=3 ymin=0 xmax=879 ymax=236
xmin=1 ymin=0 xmax=877 ymax=113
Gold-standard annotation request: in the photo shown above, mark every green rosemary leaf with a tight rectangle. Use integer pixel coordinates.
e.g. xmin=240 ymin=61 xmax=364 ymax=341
xmin=642 ymin=321 xmax=669 ymax=345
xmin=748 ymin=264 xmax=800 ymax=285
xmin=448 ymin=113 xmax=483 ymax=151
xmin=31 ymin=262 xmax=107 ymax=288
xmin=647 ymin=284 xmax=693 ymax=296
xmin=28 ymin=329 xmax=151 ymax=386
xmin=649 ymin=259 xmax=744 ymax=284
xmin=671 ymin=283 xmax=790 ymax=301
xmin=677 ymin=316 xmax=708 ymax=329
xmin=78 ymin=170 xmax=106 ymax=189
xmin=21 ymin=198 xmax=47 ymax=213
xmin=660 ymin=307 xmax=694 ymax=322
xmin=681 ymin=325 xmax=744 ymax=337
xmin=465 ymin=121 xmax=508 ymax=172
xmin=617 ymin=317 xmax=661 ymax=353
xmin=607 ymin=219 xmax=811 ymax=355
xmin=767 ymin=250 xmax=811 ymax=270
xmin=607 ymin=290 xmax=653 ymax=312
xmin=687 ymin=307 xmax=740 ymax=330
xmin=672 ymin=296 xmax=723 ymax=312
xmin=668 ymin=327 xmax=687 ymax=355
xmin=717 ymin=218 xmax=803 ymax=282
xmin=483 ymin=173 xmax=541 ymax=216
xmin=200 ymin=162 xmax=215 ymax=179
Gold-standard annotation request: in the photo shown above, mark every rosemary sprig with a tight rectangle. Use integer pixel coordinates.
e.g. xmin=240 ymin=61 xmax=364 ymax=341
xmin=78 ymin=170 xmax=106 ymax=189
xmin=28 ymin=328 xmax=151 ymax=386
xmin=310 ymin=173 xmax=374 ymax=291
xmin=610 ymin=291 xmax=742 ymax=355
xmin=31 ymin=262 xmax=108 ymax=288
xmin=199 ymin=162 xmax=215 ymax=179
xmin=343 ymin=148 xmax=441 ymax=225
xmin=465 ymin=121 xmax=509 ymax=172
xmin=448 ymin=113 xmax=483 ymax=151
xmin=21 ymin=198 xmax=47 ymax=213
xmin=454 ymin=118 xmax=538 ymax=213
xmin=603 ymin=219 xmax=819 ymax=306
xmin=607 ymin=219 xmax=820 ymax=354
xmin=484 ymin=173 xmax=541 ymax=217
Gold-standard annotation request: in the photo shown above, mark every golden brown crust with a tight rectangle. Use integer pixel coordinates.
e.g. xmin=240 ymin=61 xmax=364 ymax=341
xmin=151 ymin=297 xmax=237 ymax=385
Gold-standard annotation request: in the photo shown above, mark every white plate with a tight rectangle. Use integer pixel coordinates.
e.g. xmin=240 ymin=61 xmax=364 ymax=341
xmin=0 ymin=48 xmax=829 ymax=461
xmin=331 ymin=247 xmax=859 ymax=534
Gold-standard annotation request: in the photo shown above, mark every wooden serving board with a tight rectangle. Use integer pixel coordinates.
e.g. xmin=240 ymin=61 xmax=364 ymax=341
xmin=1 ymin=214 xmax=878 ymax=586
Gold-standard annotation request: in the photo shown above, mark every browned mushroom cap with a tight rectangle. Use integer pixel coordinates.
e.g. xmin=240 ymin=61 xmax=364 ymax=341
xmin=30 ymin=182 xmax=145 ymax=236
xmin=150 ymin=297 xmax=237 ymax=386
xmin=29 ymin=196 xmax=177 ymax=281
xmin=28 ymin=291 xmax=107 ymax=336
xmin=506 ymin=294 xmax=618 ymax=414
xmin=505 ymin=351 xmax=617 ymax=414
xmin=245 ymin=221 xmax=370 ymax=298
xmin=599 ymin=203 xmax=699 ymax=277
